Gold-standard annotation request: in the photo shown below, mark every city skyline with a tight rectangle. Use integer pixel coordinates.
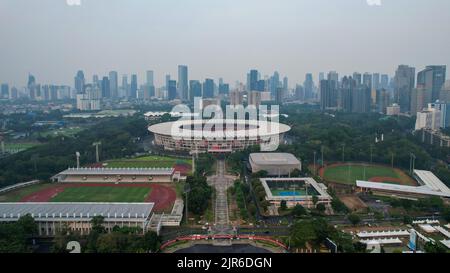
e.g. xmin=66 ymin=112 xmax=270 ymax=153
xmin=1 ymin=0 xmax=450 ymax=86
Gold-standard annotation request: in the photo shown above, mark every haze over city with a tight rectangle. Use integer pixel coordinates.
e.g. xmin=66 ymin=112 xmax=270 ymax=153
xmin=1 ymin=0 xmax=450 ymax=86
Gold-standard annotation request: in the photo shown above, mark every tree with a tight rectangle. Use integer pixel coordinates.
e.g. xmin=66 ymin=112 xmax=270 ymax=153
xmin=403 ymin=215 xmax=413 ymax=225
xmin=312 ymin=195 xmax=319 ymax=206
xmin=91 ymin=215 xmax=106 ymax=234
xmin=291 ymin=204 xmax=307 ymax=218
xmin=316 ymin=203 xmax=326 ymax=213
xmin=348 ymin=214 xmax=361 ymax=226
xmin=280 ymin=200 xmax=287 ymax=211
xmin=17 ymin=214 xmax=38 ymax=236
xmin=142 ymin=231 xmax=160 ymax=253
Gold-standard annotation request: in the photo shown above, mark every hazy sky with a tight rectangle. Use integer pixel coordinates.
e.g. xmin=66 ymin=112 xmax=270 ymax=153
xmin=1 ymin=0 xmax=450 ymax=87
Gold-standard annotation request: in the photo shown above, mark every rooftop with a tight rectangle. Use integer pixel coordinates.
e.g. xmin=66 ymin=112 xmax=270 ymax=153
xmin=0 ymin=202 xmax=154 ymax=221
xmin=356 ymin=170 xmax=450 ymax=198
xmin=56 ymin=167 xmax=175 ymax=176
xmin=250 ymin=153 xmax=300 ymax=165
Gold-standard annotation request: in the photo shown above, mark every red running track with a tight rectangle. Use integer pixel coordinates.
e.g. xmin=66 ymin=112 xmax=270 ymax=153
xmin=20 ymin=183 xmax=176 ymax=212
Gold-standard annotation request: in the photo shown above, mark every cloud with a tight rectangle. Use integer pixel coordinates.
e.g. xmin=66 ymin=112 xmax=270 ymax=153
xmin=66 ymin=0 xmax=81 ymax=6
xmin=366 ymin=0 xmax=382 ymax=6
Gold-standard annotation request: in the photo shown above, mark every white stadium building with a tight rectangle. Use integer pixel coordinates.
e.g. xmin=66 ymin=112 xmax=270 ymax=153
xmin=148 ymin=119 xmax=291 ymax=153
xmin=249 ymin=153 xmax=301 ymax=176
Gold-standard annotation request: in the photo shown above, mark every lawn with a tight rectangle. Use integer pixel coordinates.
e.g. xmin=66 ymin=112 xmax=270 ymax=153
xmin=50 ymin=186 xmax=151 ymax=203
xmin=105 ymin=155 xmax=191 ymax=169
xmin=4 ymin=142 xmax=41 ymax=153
xmin=323 ymin=164 xmax=404 ymax=185
xmin=0 ymin=183 xmax=54 ymax=202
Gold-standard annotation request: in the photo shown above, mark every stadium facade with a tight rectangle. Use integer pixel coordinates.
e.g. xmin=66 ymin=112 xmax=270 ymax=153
xmin=0 ymin=202 xmax=155 ymax=235
xmin=52 ymin=167 xmax=177 ymax=183
xmin=148 ymin=119 xmax=291 ymax=153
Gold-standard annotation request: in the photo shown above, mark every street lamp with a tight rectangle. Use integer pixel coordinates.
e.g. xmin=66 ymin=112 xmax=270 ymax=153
xmin=92 ymin=141 xmax=101 ymax=163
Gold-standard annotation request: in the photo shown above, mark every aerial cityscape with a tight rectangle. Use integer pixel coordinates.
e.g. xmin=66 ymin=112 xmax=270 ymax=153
xmin=0 ymin=0 xmax=449 ymax=267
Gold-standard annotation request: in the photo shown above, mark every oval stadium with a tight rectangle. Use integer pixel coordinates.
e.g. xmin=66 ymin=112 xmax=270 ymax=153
xmin=148 ymin=119 xmax=291 ymax=153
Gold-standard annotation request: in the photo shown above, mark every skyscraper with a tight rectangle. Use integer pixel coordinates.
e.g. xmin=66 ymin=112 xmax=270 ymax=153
xmin=270 ymin=71 xmax=280 ymax=98
xmin=394 ymin=65 xmax=415 ymax=113
xmin=189 ymin=80 xmax=202 ymax=101
xmin=178 ymin=65 xmax=189 ymax=101
xmin=320 ymin=79 xmax=338 ymax=110
xmin=203 ymin=79 xmax=215 ymax=98
xmin=109 ymin=71 xmax=118 ymax=98
xmin=410 ymin=84 xmax=432 ymax=115
xmin=327 ymin=71 xmax=339 ymax=89
xmin=417 ymin=65 xmax=447 ymax=102
xmin=1 ymin=84 xmax=9 ymax=99
xmin=121 ymin=75 xmax=129 ymax=98
xmin=248 ymin=69 xmax=259 ymax=91
xmin=353 ymin=72 xmax=362 ymax=86
xmin=74 ymin=70 xmax=85 ymax=93
xmin=101 ymin=76 xmax=110 ymax=98
xmin=28 ymin=74 xmax=37 ymax=99
xmin=304 ymin=73 xmax=314 ymax=101
xmin=363 ymin=73 xmax=373 ymax=90
xmin=130 ymin=74 xmax=138 ymax=99
xmin=373 ymin=73 xmax=380 ymax=90
xmin=380 ymin=74 xmax=389 ymax=89
xmin=168 ymin=80 xmax=177 ymax=101
xmin=146 ymin=70 xmax=154 ymax=87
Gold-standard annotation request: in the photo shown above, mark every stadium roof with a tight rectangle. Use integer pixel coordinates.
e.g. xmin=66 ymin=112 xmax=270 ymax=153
xmin=57 ymin=167 xmax=175 ymax=176
xmin=414 ymin=170 xmax=450 ymax=195
xmin=0 ymin=202 xmax=154 ymax=222
xmin=356 ymin=180 xmax=450 ymax=198
xmin=148 ymin=119 xmax=291 ymax=139
xmin=250 ymin=153 xmax=300 ymax=166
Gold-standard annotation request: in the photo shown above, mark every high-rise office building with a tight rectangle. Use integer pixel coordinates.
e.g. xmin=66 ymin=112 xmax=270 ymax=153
xmin=327 ymin=71 xmax=339 ymax=89
xmin=363 ymin=73 xmax=373 ymax=90
xmin=439 ymin=80 xmax=450 ymax=102
xmin=146 ymin=70 xmax=154 ymax=87
xmin=373 ymin=73 xmax=380 ymax=90
xmin=352 ymin=86 xmax=372 ymax=113
xmin=1 ymin=84 xmax=9 ymax=99
xmin=353 ymin=72 xmax=362 ymax=86
xmin=248 ymin=91 xmax=262 ymax=107
xmin=394 ymin=65 xmax=415 ymax=113
xmin=230 ymin=90 xmax=244 ymax=106
xmin=320 ymin=79 xmax=338 ymax=110
xmin=28 ymin=74 xmax=37 ymax=100
xmin=219 ymin=83 xmax=230 ymax=95
xmin=275 ymin=87 xmax=284 ymax=105
xmin=130 ymin=74 xmax=138 ymax=99
xmin=109 ymin=71 xmax=118 ymax=98
xmin=74 ymin=70 xmax=85 ymax=93
xmin=270 ymin=72 xmax=280 ymax=97
xmin=339 ymin=76 xmax=356 ymax=112
xmin=178 ymin=65 xmax=189 ymax=101
xmin=410 ymin=84 xmax=432 ymax=115
xmin=417 ymin=65 xmax=447 ymax=102
xmin=283 ymin=77 xmax=289 ymax=92
xmin=168 ymin=80 xmax=177 ymax=101
xmin=295 ymin=85 xmax=304 ymax=101
xmin=380 ymin=74 xmax=389 ymax=89
xmin=203 ymin=79 xmax=215 ymax=98
xmin=304 ymin=74 xmax=314 ymax=101
xmin=101 ymin=76 xmax=110 ymax=98
xmin=189 ymin=80 xmax=202 ymax=101
xmin=249 ymin=69 xmax=259 ymax=91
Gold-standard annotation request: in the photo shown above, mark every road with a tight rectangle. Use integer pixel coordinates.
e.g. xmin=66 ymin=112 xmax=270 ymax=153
xmin=208 ymin=159 xmax=233 ymax=235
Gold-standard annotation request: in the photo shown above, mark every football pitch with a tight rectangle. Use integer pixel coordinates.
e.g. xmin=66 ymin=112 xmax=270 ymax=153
xmin=322 ymin=163 xmax=416 ymax=185
xmin=50 ymin=186 xmax=151 ymax=203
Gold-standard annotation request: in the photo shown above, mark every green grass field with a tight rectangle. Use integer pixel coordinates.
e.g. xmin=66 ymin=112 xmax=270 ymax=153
xmin=4 ymin=142 xmax=41 ymax=153
xmin=322 ymin=164 xmax=415 ymax=185
xmin=105 ymin=155 xmax=191 ymax=168
xmin=50 ymin=187 xmax=151 ymax=203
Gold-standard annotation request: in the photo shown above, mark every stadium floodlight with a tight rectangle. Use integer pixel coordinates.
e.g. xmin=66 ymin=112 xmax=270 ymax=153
xmin=92 ymin=142 xmax=102 ymax=163
xmin=75 ymin=152 xmax=80 ymax=168
xmin=184 ymin=183 xmax=191 ymax=225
